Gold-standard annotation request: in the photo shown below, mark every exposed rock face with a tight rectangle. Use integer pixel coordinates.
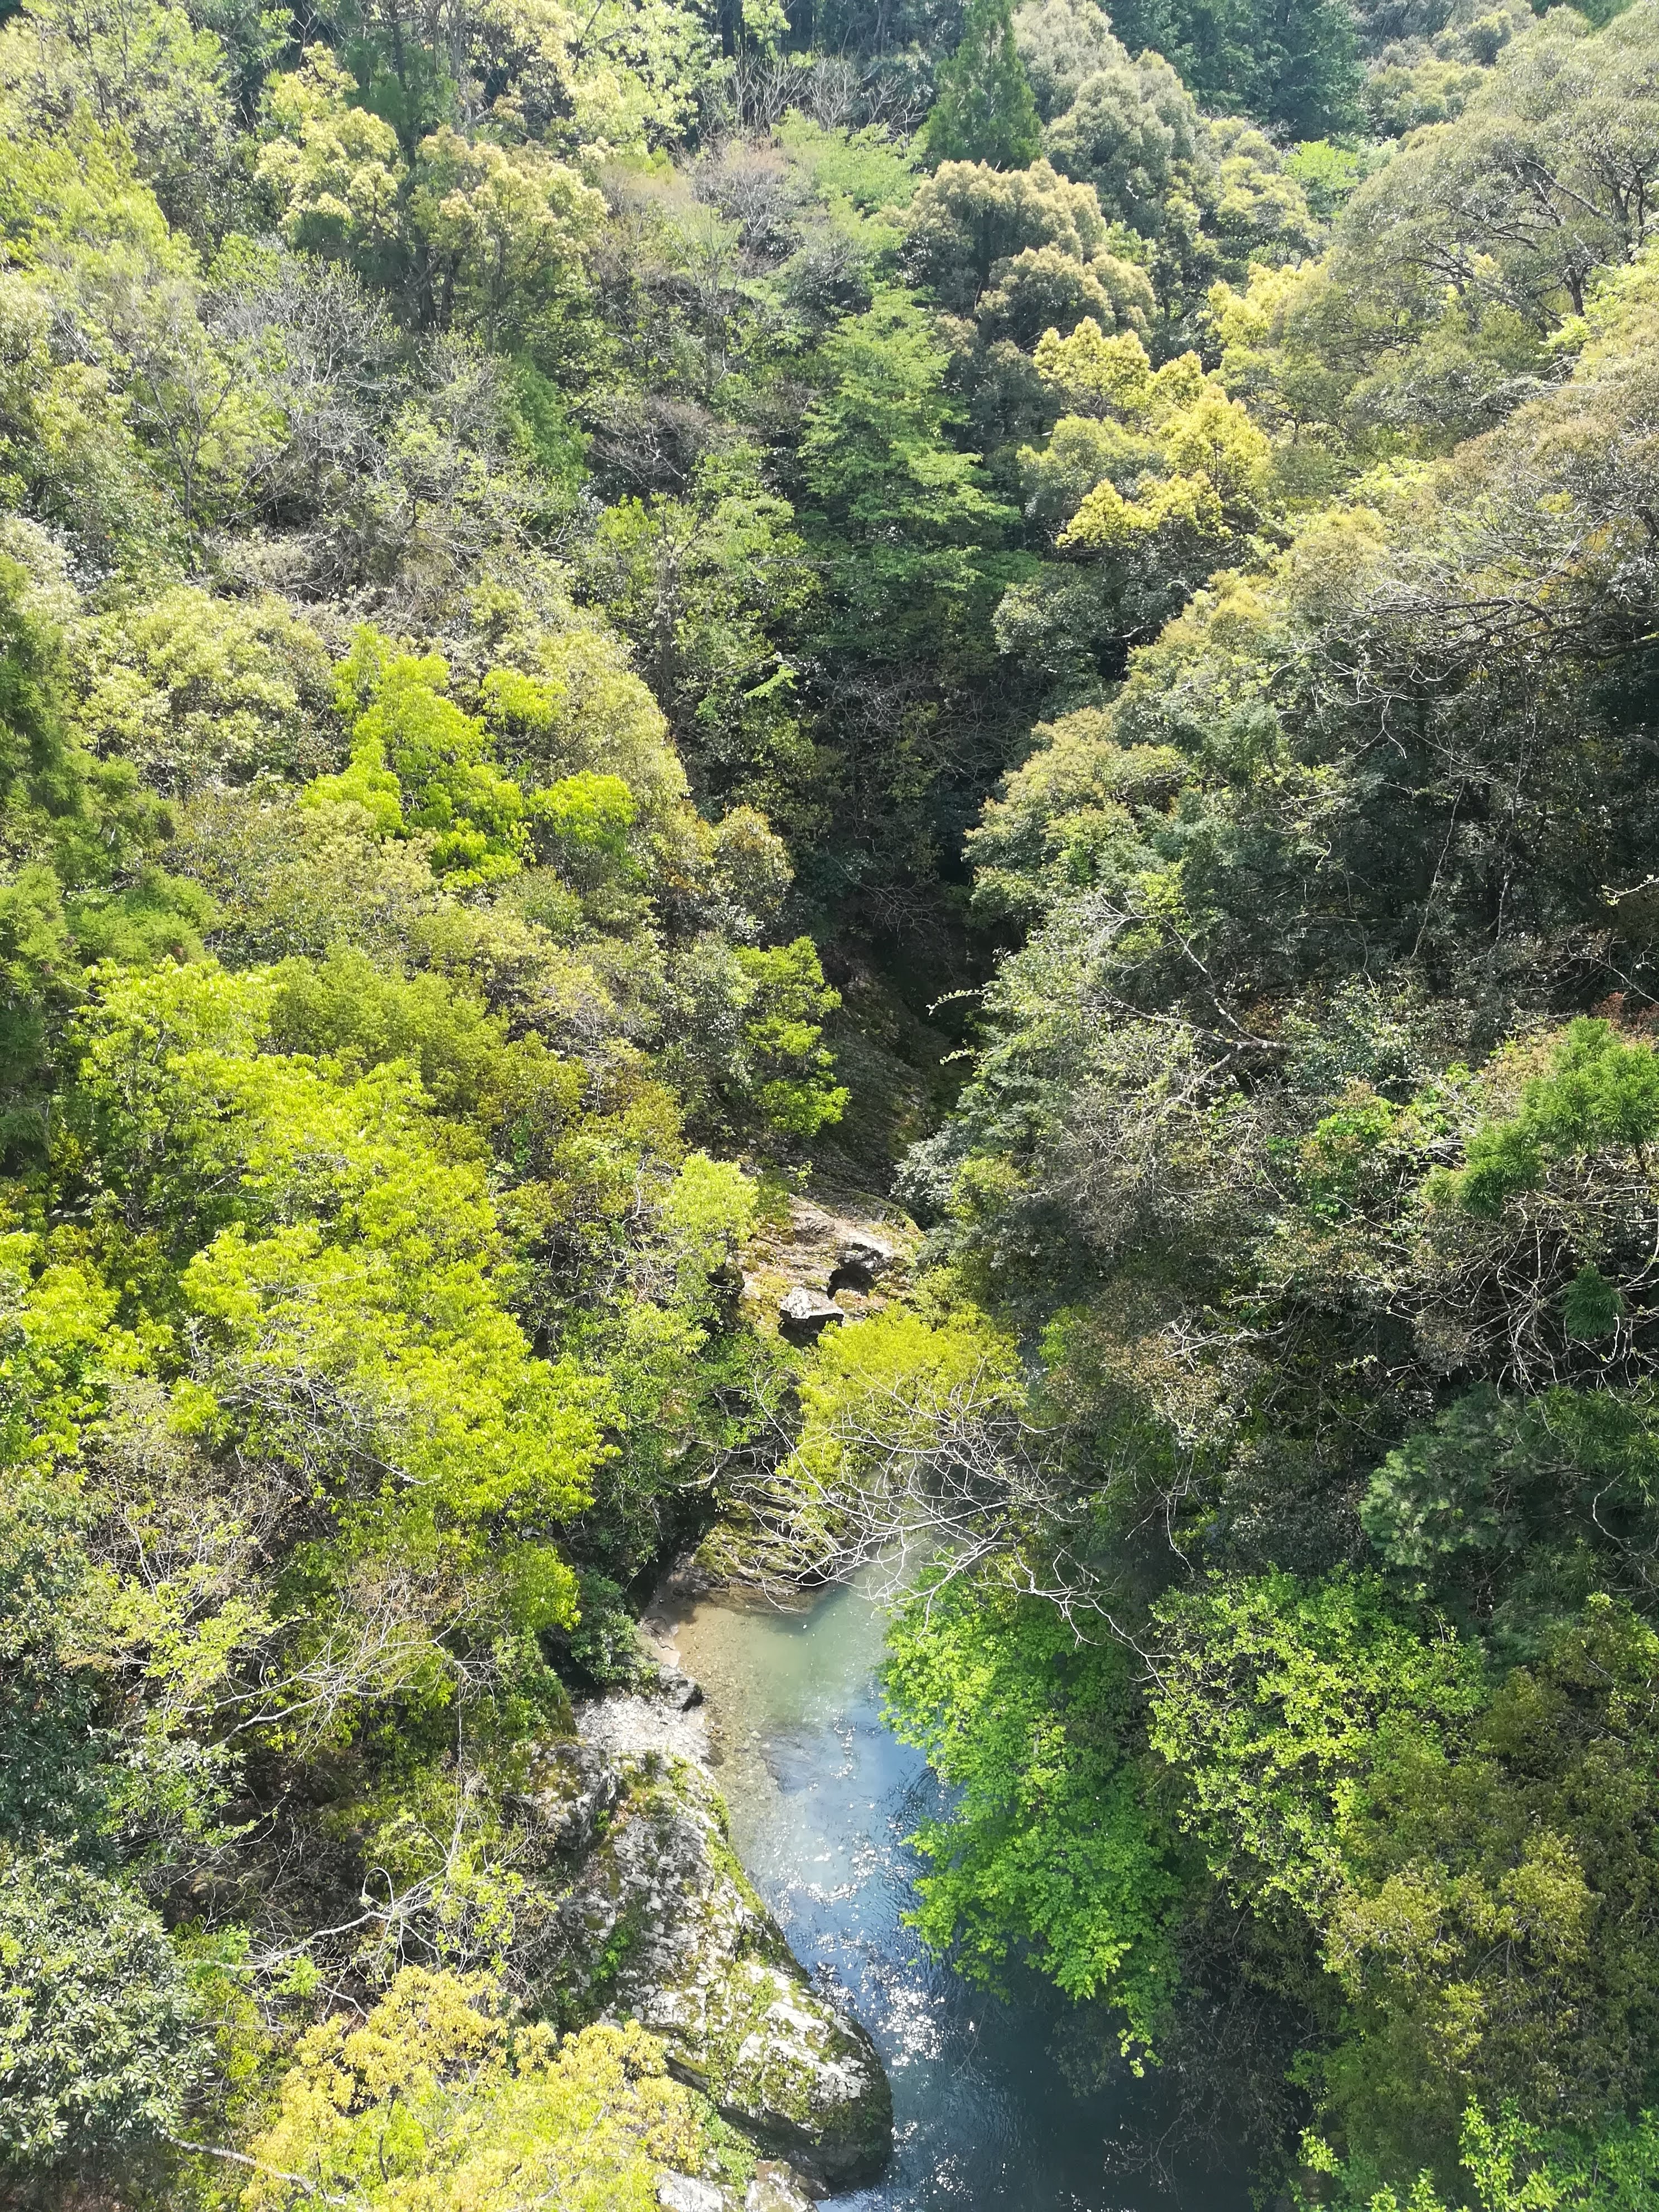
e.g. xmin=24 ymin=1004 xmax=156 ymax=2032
xmin=745 ymin=2163 xmax=816 ymax=2212
xmin=655 ymin=2162 xmax=814 ymax=2212
xmin=748 ymin=1198 xmax=906 ymax=1305
xmin=838 ymin=1229 xmax=894 ymax=1273
xmin=828 ymin=1230 xmax=895 ymax=1298
xmin=658 ymin=2175 xmax=725 ymax=2212
xmin=658 ymin=1664 xmax=705 ymax=1711
xmin=746 ymin=1199 xmax=913 ymax=1348
xmin=777 ymin=1285 xmax=845 ymax=1341
xmin=518 ymin=1704 xmax=892 ymax=2192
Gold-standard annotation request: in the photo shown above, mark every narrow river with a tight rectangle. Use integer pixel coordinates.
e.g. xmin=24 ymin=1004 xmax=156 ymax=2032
xmin=654 ymin=1576 xmax=1249 ymax=2212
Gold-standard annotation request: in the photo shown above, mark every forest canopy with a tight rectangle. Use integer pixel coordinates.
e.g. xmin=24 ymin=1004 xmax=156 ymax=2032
xmin=4 ymin=0 xmax=1659 ymax=2203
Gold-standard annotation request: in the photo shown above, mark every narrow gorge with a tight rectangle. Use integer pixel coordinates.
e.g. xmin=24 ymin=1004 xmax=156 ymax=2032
xmin=4 ymin=0 xmax=1659 ymax=2206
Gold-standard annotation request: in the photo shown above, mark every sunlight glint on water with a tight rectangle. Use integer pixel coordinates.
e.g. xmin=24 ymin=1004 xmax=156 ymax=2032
xmin=661 ymin=1576 xmax=1247 ymax=2212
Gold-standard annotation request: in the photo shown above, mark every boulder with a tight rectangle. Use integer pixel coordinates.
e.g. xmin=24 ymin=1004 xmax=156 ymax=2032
xmin=747 ymin=2161 xmax=818 ymax=2211
xmin=827 ymin=1231 xmax=895 ymax=1298
xmin=658 ymin=2176 xmax=726 ymax=2212
xmin=838 ymin=1230 xmax=894 ymax=1275
xmin=653 ymin=2156 xmax=816 ymax=2211
xmin=661 ymin=1546 xmax=724 ymax=1600
xmin=526 ymin=1735 xmax=892 ymax=2192
xmin=777 ymin=1287 xmax=845 ymax=1342
xmin=658 ymin=1665 xmax=705 ymax=1711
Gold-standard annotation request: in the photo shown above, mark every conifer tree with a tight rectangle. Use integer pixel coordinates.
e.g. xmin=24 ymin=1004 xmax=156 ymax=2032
xmin=923 ymin=0 xmax=1043 ymax=169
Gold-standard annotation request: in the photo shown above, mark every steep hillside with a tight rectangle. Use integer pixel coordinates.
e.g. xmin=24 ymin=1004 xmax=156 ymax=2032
xmin=4 ymin=0 xmax=1659 ymax=2205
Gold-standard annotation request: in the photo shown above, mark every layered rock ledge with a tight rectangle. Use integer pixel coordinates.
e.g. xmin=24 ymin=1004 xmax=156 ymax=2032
xmin=517 ymin=1691 xmax=892 ymax=2193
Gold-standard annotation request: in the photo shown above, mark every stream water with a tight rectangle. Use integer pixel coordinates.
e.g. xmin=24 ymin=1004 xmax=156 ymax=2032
xmin=655 ymin=1575 xmax=1249 ymax=2212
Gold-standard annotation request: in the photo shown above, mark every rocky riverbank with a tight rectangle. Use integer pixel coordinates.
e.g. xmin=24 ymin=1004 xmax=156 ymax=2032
xmin=500 ymin=1189 xmax=912 ymax=2194
xmin=519 ymin=1681 xmax=893 ymax=2194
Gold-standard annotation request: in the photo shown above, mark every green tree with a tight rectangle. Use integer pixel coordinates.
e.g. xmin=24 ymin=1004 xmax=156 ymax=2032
xmin=0 ymin=557 xmax=208 ymax=1143
xmin=0 ymin=0 xmax=240 ymax=240
xmin=924 ymin=0 xmax=1044 ymax=171
xmin=1302 ymin=2101 xmax=1659 ymax=2212
xmin=661 ymin=934 xmax=848 ymax=1147
xmin=1107 ymin=0 xmax=1359 ymax=139
xmin=1012 ymin=0 xmax=1124 ymax=122
xmin=1338 ymin=8 xmax=1659 ymax=328
xmin=885 ymin=1568 xmax=1185 ymax=2056
xmin=237 ymin=1972 xmax=712 ymax=2212
xmin=0 ymin=1850 xmax=207 ymax=2190
xmin=903 ymin=156 xmax=1113 ymax=311
xmin=1453 ymin=1020 xmax=1659 ymax=1217
xmin=578 ymin=449 xmax=817 ymax=818
xmin=801 ymin=291 xmax=1011 ymax=649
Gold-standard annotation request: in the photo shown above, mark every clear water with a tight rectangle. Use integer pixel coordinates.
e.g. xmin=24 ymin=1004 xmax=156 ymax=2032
xmin=657 ymin=1576 xmax=1249 ymax=2212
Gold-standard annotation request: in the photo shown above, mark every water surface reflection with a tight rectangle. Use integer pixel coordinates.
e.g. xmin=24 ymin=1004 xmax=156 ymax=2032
xmin=658 ymin=1576 xmax=1246 ymax=2212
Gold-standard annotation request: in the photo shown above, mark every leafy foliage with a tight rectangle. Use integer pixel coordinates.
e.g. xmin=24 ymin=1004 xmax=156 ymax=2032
xmin=0 ymin=1849 xmax=208 ymax=2179
xmin=240 ymin=1971 xmax=707 ymax=2212
xmin=7 ymin=0 xmax=1659 ymax=2196
xmin=924 ymin=0 xmax=1044 ymax=170
xmin=885 ymin=1570 xmax=1183 ymax=2055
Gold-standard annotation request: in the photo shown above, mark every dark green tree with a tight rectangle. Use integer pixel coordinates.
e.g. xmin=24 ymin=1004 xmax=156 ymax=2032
xmin=1109 ymin=0 xmax=1360 ymax=140
xmin=923 ymin=0 xmax=1043 ymax=169
xmin=0 ymin=1850 xmax=207 ymax=2193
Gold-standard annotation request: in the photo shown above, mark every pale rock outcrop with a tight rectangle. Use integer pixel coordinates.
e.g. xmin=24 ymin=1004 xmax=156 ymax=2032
xmin=746 ymin=2164 xmax=817 ymax=2212
xmin=516 ymin=1700 xmax=891 ymax=2192
xmin=658 ymin=2175 xmax=726 ymax=2212
xmin=777 ymin=1285 xmax=845 ymax=1339
xmin=655 ymin=2158 xmax=816 ymax=2211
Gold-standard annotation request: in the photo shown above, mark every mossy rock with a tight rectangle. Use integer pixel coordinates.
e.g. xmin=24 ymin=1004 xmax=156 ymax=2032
xmin=525 ymin=1739 xmax=892 ymax=2190
xmin=662 ymin=1950 xmax=893 ymax=2187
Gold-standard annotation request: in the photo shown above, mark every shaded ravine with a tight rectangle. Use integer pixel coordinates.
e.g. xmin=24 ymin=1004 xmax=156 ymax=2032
xmin=650 ymin=1576 xmax=1249 ymax=2212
